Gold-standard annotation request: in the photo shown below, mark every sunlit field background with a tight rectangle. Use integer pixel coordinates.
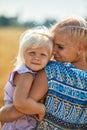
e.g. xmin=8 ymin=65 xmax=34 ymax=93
xmin=0 ymin=27 xmax=26 ymax=129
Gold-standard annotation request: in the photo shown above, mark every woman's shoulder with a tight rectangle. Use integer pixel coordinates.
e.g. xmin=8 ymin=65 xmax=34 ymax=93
xmin=46 ymin=60 xmax=71 ymax=70
xmin=44 ymin=61 xmax=69 ymax=80
xmin=46 ymin=60 xmax=61 ymax=67
xmin=45 ymin=61 xmax=87 ymax=90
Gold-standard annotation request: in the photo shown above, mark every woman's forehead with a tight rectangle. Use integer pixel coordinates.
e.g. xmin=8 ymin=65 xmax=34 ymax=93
xmin=54 ymin=33 xmax=71 ymax=42
xmin=53 ymin=35 xmax=76 ymax=48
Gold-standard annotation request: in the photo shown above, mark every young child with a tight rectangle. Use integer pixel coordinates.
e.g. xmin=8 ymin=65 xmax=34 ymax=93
xmin=0 ymin=27 xmax=53 ymax=130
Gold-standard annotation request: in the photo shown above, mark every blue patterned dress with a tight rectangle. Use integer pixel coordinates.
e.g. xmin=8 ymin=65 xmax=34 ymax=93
xmin=37 ymin=61 xmax=87 ymax=130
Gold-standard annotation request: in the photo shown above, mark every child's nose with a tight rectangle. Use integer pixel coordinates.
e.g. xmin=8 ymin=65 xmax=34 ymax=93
xmin=34 ymin=55 xmax=40 ymax=60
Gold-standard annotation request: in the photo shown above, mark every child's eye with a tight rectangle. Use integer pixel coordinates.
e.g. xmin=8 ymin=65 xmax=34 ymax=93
xmin=28 ymin=52 xmax=35 ymax=56
xmin=41 ymin=53 xmax=47 ymax=57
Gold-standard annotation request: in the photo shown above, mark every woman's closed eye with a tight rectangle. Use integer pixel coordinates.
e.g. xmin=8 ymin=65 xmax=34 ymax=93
xmin=56 ymin=44 xmax=64 ymax=50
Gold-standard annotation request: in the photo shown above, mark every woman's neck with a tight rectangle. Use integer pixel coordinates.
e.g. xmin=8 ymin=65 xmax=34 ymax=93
xmin=72 ymin=60 xmax=87 ymax=71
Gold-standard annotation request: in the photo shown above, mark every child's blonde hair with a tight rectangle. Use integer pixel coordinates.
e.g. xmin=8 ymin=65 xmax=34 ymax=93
xmin=15 ymin=27 xmax=53 ymax=70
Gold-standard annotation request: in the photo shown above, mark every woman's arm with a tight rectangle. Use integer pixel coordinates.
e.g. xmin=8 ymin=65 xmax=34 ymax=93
xmin=13 ymin=70 xmax=48 ymax=115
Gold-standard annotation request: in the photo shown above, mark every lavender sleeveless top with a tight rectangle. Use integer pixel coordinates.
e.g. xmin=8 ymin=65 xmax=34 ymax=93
xmin=2 ymin=64 xmax=37 ymax=130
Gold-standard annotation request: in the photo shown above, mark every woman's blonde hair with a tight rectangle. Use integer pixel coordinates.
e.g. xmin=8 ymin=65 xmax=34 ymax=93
xmin=51 ymin=16 xmax=87 ymax=45
xmin=15 ymin=27 xmax=53 ymax=70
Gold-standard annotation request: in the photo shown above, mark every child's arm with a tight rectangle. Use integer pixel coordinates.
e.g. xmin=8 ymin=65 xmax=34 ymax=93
xmin=13 ymin=70 xmax=48 ymax=119
xmin=0 ymin=70 xmax=47 ymax=122
xmin=0 ymin=104 xmax=24 ymax=122
xmin=0 ymin=74 xmax=25 ymax=123
xmin=29 ymin=69 xmax=48 ymax=101
xmin=0 ymin=72 xmax=35 ymax=123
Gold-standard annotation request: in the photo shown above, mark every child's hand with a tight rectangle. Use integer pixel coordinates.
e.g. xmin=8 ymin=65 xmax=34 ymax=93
xmin=34 ymin=105 xmax=46 ymax=121
xmin=34 ymin=113 xmax=45 ymax=121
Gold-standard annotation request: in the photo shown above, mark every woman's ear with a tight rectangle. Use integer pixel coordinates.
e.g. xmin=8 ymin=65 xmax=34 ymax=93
xmin=77 ymin=42 xmax=84 ymax=57
xmin=78 ymin=42 xmax=84 ymax=53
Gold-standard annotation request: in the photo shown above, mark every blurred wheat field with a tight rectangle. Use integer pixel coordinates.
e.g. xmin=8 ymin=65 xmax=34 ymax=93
xmin=0 ymin=27 xmax=26 ymax=107
xmin=0 ymin=27 xmax=27 ymax=129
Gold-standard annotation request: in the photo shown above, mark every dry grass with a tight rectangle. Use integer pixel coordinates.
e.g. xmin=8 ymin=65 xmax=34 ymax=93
xmin=0 ymin=27 xmax=27 ymax=129
xmin=0 ymin=27 xmax=26 ymax=107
